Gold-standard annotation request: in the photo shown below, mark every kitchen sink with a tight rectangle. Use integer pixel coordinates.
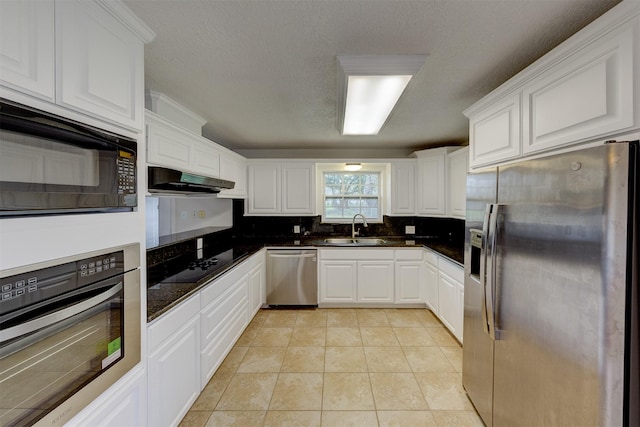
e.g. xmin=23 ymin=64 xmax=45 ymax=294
xmin=323 ymin=238 xmax=387 ymax=245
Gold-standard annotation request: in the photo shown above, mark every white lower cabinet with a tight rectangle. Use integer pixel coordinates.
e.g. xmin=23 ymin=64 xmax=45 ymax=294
xmin=248 ymin=251 xmax=266 ymax=316
xmin=319 ymin=260 xmax=358 ymax=303
xmin=147 ymin=250 xmax=265 ymax=426
xmin=435 ymin=257 xmax=464 ymax=343
xmin=424 ymin=253 xmax=439 ymax=313
xmin=437 ymin=271 xmax=458 ymax=333
xmin=319 ymin=249 xmax=394 ymax=305
xmin=148 ymin=295 xmax=201 ymax=427
xmin=422 ymin=249 xmax=463 ymax=342
xmin=395 ymin=249 xmax=425 ymax=303
xmin=200 ymin=266 xmax=249 ymax=387
xmin=66 ymin=366 xmax=146 ymax=427
xmin=357 ymin=261 xmax=395 ymax=302
xmin=395 ymin=262 xmax=423 ymax=303
xmin=320 ymin=249 xmax=433 ymax=306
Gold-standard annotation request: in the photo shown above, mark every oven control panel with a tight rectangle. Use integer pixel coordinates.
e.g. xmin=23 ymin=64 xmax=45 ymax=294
xmin=1 ymin=251 xmax=124 ymax=317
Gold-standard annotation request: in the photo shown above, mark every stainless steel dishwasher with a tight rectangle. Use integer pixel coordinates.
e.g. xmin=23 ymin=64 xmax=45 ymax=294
xmin=266 ymin=249 xmax=318 ymax=307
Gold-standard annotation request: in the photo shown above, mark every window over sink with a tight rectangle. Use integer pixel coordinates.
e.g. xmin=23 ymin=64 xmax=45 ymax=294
xmin=323 ymin=171 xmax=382 ymax=222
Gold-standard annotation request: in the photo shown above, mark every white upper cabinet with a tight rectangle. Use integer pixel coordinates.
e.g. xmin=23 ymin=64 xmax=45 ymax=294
xmin=447 ymin=147 xmax=469 ymax=219
xmin=281 ymin=164 xmax=315 ymax=214
xmin=146 ymin=111 xmax=219 ymax=178
xmin=146 ymin=111 xmax=240 ymax=182
xmin=56 ymin=1 xmax=145 ymax=130
xmin=465 ymin=1 xmax=639 ymax=168
xmin=468 ymin=94 xmax=521 ymax=168
xmin=0 ymin=0 xmax=154 ymax=132
xmin=246 ymin=163 xmax=315 ymax=215
xmin=145 ymin=93 xmax=248 ymax=195
xmin=415 ymin=148 xmax=453 ymax=217
xmin=191 ymin=137 xmax=221 ymax=178
xmin=217 ymin=152 xmax=247 ymax=199
xmin=146 ymin=112 xmax=191 ymax=171
xmin=390 ymin=162 xmax=416 ymax=215
xmin=0 ymin=1 xmax=55 ymax=101
xmin=522 ymin=18 xmax=637 ymax=153
xmin=247 ymin=164 xmax=281 ymax=214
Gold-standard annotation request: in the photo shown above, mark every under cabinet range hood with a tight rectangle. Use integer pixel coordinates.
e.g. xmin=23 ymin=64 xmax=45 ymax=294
xmin=147 ymin=166 xmax=234 ymax=195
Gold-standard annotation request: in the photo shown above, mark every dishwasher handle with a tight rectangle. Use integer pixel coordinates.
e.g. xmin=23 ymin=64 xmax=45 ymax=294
xmin=268 ymin=253 xmax=316 ymax=259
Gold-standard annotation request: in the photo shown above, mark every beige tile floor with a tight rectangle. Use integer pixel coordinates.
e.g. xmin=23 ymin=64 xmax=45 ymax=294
xmin=179 ymin=308 xmax=484 ymax=427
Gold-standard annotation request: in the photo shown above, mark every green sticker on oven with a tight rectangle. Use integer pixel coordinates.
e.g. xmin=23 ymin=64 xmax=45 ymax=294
xmin=108 ymin=337 xmax=121 ymax=356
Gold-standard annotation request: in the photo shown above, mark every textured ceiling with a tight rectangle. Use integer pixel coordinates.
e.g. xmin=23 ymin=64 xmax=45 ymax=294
xmin=124 ymin=0 xmax=621 ymax=158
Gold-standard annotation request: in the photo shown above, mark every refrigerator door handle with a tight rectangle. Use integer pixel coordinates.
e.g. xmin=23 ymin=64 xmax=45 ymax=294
xmin=479 ymin=205 xmax=492 ymax=336
xmin=486 ymin=203 xmax=506 ymax=340
xmin=485 ymin=203 xmax=502 ymax=340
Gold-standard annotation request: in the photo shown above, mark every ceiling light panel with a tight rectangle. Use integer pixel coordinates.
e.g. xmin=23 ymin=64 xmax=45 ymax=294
xmin=337 ymin=55 xmax=427 ymax=136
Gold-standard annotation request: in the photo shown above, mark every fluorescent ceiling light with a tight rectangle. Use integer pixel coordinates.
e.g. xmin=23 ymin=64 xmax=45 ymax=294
xmin=345 ymin=163 xmax=362 ymax=171
xmin=337 ymin=55 xmax=427 ymax=136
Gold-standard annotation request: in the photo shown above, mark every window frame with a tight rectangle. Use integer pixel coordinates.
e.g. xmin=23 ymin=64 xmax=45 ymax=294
xmin=316 ymin=163 xmax=388 ymax=224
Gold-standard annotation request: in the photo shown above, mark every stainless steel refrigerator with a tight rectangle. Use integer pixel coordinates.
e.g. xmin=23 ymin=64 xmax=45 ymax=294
xmin=462 ymin=141 xmax=638 ymax=426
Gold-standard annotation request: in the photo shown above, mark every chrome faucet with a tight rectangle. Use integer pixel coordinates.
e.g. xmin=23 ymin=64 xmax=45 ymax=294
xmin=351 ymin=214 xmax=368 ymax=239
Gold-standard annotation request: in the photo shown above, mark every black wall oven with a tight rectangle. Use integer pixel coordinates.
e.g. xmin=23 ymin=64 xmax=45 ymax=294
xmin=0 ymin=99 xmax=137 ymax=216
xmin=0 ymin=244 xmax=140 ymax=426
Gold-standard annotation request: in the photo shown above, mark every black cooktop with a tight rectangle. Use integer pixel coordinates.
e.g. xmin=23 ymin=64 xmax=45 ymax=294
xmin=156 ymin=248 xmax=247 ymax=284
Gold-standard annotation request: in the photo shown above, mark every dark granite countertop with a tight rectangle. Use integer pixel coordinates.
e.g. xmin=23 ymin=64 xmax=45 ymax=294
xmin=147 ymin=235 xmax=463 ymax=323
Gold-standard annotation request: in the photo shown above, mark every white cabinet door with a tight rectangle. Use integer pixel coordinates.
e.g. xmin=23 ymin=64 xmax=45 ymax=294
xmin=55 ymin=1 xmax=144 ymax=130
xmin=357 ymin=261 xmax=394 ymax=303
xmin=417 ymin=153 xmax=446 ymax=216
xmin=247 ymin=164 xmax=281 ymax=214
xmin=191 ymin=138 xmax=220 ymax=178
xmin=148 ymin=312 xmax=201 ymax=427
xmin=320 ymin=260 xmax=357 ymax=303
xmin=218 ymin=154 xmax=247 ymax=199
xmin=233 ymin=160 xmax=247 ymax=198
xmin=424 ymin=260 xmax=439 ymax=314
xmin=468 ymin=94 xmax=521 ymax=169
xmin=447 ymin=147 xmax=468 ymax=219
xmin=146 ymin=114 xmax=192 ymax=172
xmin=66 ymin=368 xmax=146 ymax=427
xmin=522 ymin=21 xmax=636 ymax=154
xmin=437 ymin=257 xmax=464 ymax=342
xmin=454 ymin=279 xmax=464 ymax=344
xmin=0 ymin=1 xmax=54 ymax=101
xmin=281 ymin=164 xmax=315 ymax=214
xmin=249 ymin=261 xmax=265 ymax=317
xmin=200 ymin=274 xmax=249 ymax=387
xmin=437 ymin=270 xmax=457 ymax=334
xmin=395 ymin=261 xmax=423 ymax=303
xmin=390 ymin=162 xmax=416 ymax=215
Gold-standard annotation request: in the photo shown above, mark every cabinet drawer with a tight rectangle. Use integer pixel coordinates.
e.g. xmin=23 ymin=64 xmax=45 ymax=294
xmin=395 ymin=249 xmax=423 ymax=261
xmin=201 ymin=299 xmax=248 ymax=387
xmin=201 ymin=282 xmax=247 ymax=343
xmin=148 ymin=293 xmax=200 ymax=352
xmin=200 ymin=263 xmax=247 ymax=307
xmin=438 ymin=257 xmax=464 ymax=283
xmin=321 ymin=249 xmax=394 ymax=260
xmin=424 ymin=250 xmax=439 ymax=266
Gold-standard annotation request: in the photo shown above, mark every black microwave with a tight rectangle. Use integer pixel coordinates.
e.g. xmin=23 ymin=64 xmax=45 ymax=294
xmin=0 ymin=100 xmax=137 ymax=216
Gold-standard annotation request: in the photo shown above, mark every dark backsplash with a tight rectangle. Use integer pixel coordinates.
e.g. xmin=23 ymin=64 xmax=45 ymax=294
xmin=148 ymin=201 xmax=465 ymax=287
xmin=231 ymin=200 xmax=463 ymax=243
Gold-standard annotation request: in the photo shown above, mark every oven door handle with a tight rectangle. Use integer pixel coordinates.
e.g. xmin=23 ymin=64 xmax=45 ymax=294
xmin=0 ymin=282 xmax=123 ymax=343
